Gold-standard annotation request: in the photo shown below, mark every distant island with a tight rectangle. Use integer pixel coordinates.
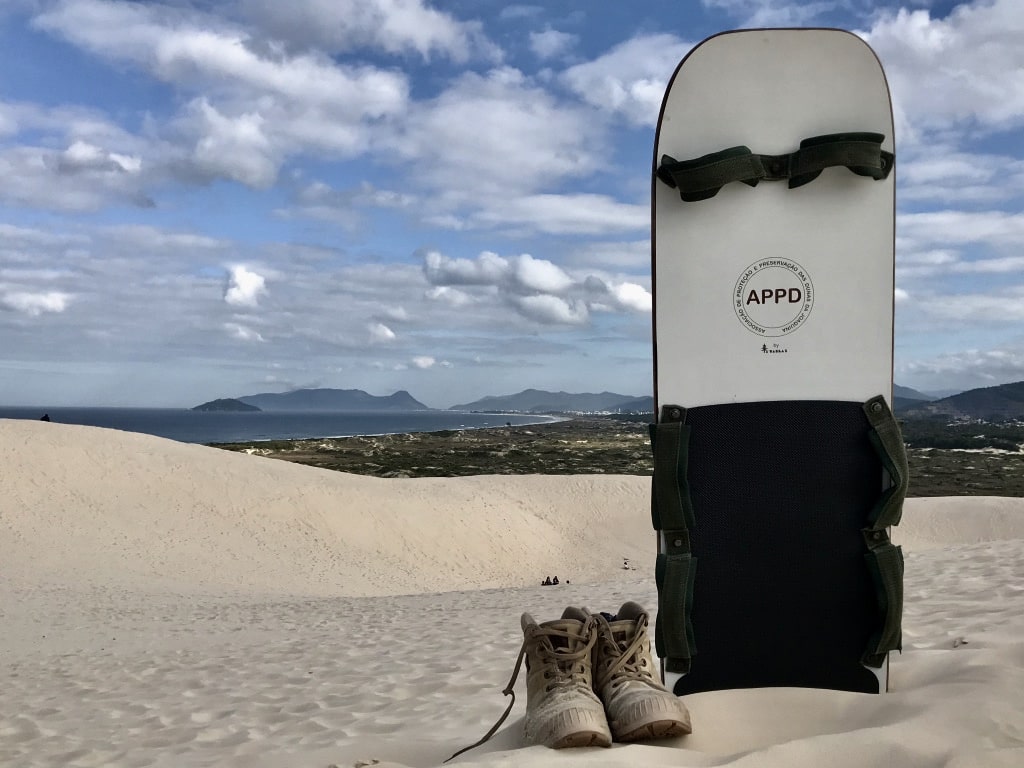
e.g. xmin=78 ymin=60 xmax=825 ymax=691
xmin=193 ymin=398 xmax=261 ymax=412
xmin=193 ymin=388 xmax=429 ymax=412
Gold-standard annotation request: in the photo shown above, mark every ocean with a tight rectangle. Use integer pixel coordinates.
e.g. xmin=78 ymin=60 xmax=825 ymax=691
xmin=0 ymin=407 xmax=560 ymax=445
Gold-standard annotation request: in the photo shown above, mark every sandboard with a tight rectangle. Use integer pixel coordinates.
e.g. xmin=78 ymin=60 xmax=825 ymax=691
xmin=650 ymin=29 xmax=908 ymax=695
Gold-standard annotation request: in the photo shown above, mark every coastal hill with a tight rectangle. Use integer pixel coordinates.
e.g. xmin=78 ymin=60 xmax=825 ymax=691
xmin=893 ymin=384 xmax=935 ymax=412
xmin=236 ymin=388 xmax=428 ymax=412
xmin=193 ymin=383 xmax=1024 ymax=421
xmin=192 ymin=398 xmax=260 ymax=412
xmin=452 ymin=386 xmax=945 ymax=416
xmin=450 ymin=389 xmax=652 ymax=414
xmin=902 ymin=380 xmax=1024 ymax=421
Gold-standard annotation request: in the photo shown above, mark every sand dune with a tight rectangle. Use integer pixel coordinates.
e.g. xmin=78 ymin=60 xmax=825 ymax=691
xmin=2 ymin=419 xmax=1023 ymax=768
xmin=2 ymin=420 xmax=654 ymax=596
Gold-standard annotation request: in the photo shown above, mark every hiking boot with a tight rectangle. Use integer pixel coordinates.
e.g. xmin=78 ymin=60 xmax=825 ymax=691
xmin=591 ymin=602 xmax=692 ymax=742
xmin=520 ymin=608 xmax=612 ymax=749
xmin=443 ymin=607 xmax=611 ymax=762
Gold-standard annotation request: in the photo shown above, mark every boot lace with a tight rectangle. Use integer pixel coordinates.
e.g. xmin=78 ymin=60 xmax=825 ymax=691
xmin=536 ymin=622 xmax=598 ymax=693
xmin=594 ymin=613 xmax=656 ymax=693
xmin=444 ymin=619 xmax=597 ymax=763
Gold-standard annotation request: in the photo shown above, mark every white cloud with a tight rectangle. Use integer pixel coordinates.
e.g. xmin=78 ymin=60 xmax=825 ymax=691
xmin=900 ymin=211 xmax=1024 ymax=247
xmin=900 ymin=249 xmax=959 ymax=266
xmin=368 ymin=322 xmax=396 ymax=343
xmin=512 ymin=254 xmax=572 ymax=294
xmin=35 ymin=1 xmax=408 ymax=114
xmin=423 ymin=250 xmax=509 ymax=286
xmin=419 ymin=248 xmax=651 ymax=330
xmin=33 ymin=0 xmax=410 ymax=189
xmin=914 ymin=287 xmax=1024 ymax=324
xmin=610 ymin=282 xmax=652 ymax=313
xmin=379 ymin=306 xmax=409 ymax=322
xmin=412 ymin=355 xmax=435 ymax=369
xmin=384 ymin=67 xmax=602 ymax=201
xmin=424 ymin=250 xmax=574 ymax=295
xmin=897 ymin=252 xmax=1024 ymax=281
xmin=863 ymin=1 xmax=1024 ymax=136
xmin=469 ymin=194 xmax=646 ymax=236
xmin=561 ymin=34 xmax=694 ymax=127
xmin=224 ymin=322 xmax=265 ymax=341
xmin=1 ymin=290 xmax=72 ymax=316
xmin=529 ymin=28 xmax=576 ymax=59
xmin=583 ymin=275 xmax=651 ymax=313
xmin=103 ymin=225 xmax=224 ymax=251
xmin=566 ymin=239 xmax=649 ymax=270
xmin=900 ymin=346 xmax=1024 ymax=389
xmin=898 ymin=147 xmax=1024 ymax=204
xmin=954 ymin=256 xmax=1024 ymax=274
xmin=239 ymin=0 xmax=497 ymax=62
xmin=224 ymin=265 xmax=268 ymax=307
xmin=58 ymin=140 xmax=141 ymax=174
xmin=425 ymin=285 xmax=474 ymax=307
xmin=513 ymin=294 xmax=588 ymax=325
xmin=701 ymin=0 xmax=835 ymax=26
xmin=894 ymin=287 xmax=909 ymax=304
xmin=0 ymin=104 xmax=157 ymax=211
xmin=192 ymin=100 xmax=277 ymax=187
xmin=0 ymin=107 xmax=16 ymax=137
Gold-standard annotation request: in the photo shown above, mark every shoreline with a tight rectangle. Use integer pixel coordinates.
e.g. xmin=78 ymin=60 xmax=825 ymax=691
xmin=213 ymin=412 xmax=573 ymax=444
xmin=0 ymin=407 xmax=567 ymax=445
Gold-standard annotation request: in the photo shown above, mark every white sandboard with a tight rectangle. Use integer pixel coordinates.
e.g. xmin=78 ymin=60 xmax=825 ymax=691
xmin=651 ymin=29 xmax=900 ymax=695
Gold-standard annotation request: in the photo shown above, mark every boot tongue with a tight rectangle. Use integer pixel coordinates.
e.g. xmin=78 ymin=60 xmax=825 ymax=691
xmin=613 ymin=601 xmax=647 ymax=623
xmin=539 ymin=618 xmax=587 ymax=652
xmin=608 ymin=621 xmax=637 ymax=651
xmin=608 ymin=602 xmax=646 ymax=650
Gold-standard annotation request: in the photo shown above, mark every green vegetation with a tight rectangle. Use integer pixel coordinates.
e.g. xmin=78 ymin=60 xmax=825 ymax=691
xmin=211 ymin=416 xmax=1024 ymax=497
xmin=900 ymin=417 xmax=1024 ymax=451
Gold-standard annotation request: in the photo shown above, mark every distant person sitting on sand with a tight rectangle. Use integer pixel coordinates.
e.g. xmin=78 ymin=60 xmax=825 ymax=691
xmin=542 ymin=576 xmax=552 ymax=586
xmin=40 ymin=413 xmax=50 ymax=422
xmin=551 ymin=576 xmax=559 ymax=585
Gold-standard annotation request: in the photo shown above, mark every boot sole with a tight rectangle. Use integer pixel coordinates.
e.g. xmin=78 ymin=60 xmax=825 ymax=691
xmin=535 ymin=708 xmax=613 ymax=749
xmin=550 ymin=730 xmax=613 ymax=749
xmin=615 ymin=717 xmax=692 ymax=742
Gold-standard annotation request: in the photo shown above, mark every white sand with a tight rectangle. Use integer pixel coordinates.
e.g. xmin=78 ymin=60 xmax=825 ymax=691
xmin=2 ymin=419 xmax=1022 ymax=768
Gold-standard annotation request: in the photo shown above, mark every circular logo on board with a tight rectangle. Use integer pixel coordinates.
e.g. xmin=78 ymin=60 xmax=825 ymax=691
xmin=734 ymin=258 xmax=814 ymax=337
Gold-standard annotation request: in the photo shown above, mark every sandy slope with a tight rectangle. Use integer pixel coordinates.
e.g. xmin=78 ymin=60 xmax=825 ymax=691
xmin=2 ymin=420 xmax=655 ymax=596
xmin=2 ymin=419 xmax=1022 ymax=768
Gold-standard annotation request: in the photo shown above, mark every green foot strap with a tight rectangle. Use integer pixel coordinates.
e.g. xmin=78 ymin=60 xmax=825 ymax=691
xmin=655 ymin=146 xmax=763 ymax=202
xmin=789 ymin=133 xmax=894 ymax=188
xmin=649 ymin=404 xmax=698 ymax=673
xmin=657 ymin=132 xmax=893 ymax=202
xmin=863 ymin=395 xmax=910 ymax=529
xmin=860 ymin=395 xmax=910 ymax=668
xmin=862 ymin=528 xmax=905 ymax=668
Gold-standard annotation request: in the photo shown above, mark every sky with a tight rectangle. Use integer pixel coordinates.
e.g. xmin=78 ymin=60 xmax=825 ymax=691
xmin=1 ymin=0 xmax=1023 ymax=409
